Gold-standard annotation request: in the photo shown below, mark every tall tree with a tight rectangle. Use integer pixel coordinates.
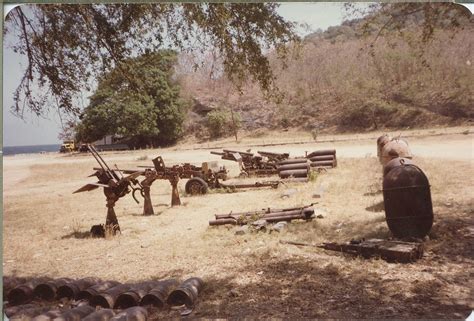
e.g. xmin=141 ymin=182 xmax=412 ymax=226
xmin=5 ymin=3 xmax=298 ymax=118
xmin=75 ymin=50 xmax=185 ymax=148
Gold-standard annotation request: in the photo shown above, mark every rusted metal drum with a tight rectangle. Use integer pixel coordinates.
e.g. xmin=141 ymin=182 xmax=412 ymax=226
xmin=167 ymin=278 xmax=204 ymax=308
xmin=277 ymin=158 xmax=308 ymax=166
xmin=380 ymin=139 xmax=412 ymax=166
xmin=309 ymin=155 xmax=334 ymax=162
xmin=377 ymin=134 xmax=391 ymax=159
xmin=140 ymin=279 xmax=180 ymax=308
xmin=383 ymin=164 xmax=433 ymax=238
xmin=34 ymin=278 xmax=74 ymax=301
xmin=57 ymin=277 xmax=102 ymax=300
xmin=383 ymin=157 xmax=414 ymax=177
xmin=277 ymin=163 xmax=309 ymax=171
xmin=279 ymin=169 xmax=308 ymax=179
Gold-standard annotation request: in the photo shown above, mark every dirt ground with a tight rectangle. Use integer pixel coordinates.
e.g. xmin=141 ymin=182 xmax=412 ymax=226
xmin=3 ymin=127 xmax=473 ymax=319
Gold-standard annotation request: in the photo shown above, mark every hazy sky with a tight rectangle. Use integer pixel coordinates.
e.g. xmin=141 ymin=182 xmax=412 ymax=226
xmin=3 ymin=3 xmax=348 ymax=147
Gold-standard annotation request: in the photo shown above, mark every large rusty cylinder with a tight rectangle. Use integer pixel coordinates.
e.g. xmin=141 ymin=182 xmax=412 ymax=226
xmin=82 ymin=309 xmax=116 ymax=321
xmin=3 ymin=276 xmax=27 ymax=297
xmin=89 ymin=284 xmax=132 ymax=308
xmin=309 ymin=155 xmax=335 ymax=162
xmin=214 ymin=205 xmax=314 ymax=219
xmin=279 ymin=169 xmax=308 ymax=179
xmin=306 ymin=149 xmax=336 ymax=158
xmin=209 ymin=218 xmax=237 ymax=226
xmin=53 ymin=305 xmax=95 ymax=321
xmin=77 ymin=281 xmax=121 ymax=301
xmin=167 ymin=278 xmax=204 ymax=308
xmin=8 ymin=278 xmax=52 ymax=306
xmin=33 ymin=278 xmax=74 ymax=301
xmin=277 ymin=158 xmax=308 ymax=166
xmin=277 ymin=163 xmax=310 ymax=172
xmin=5 ymin=304 xmax=39 ymax=317
xmin=264 ymin=214 xmax=309 ymax=223
xmin=139 ymin=279 xmax=180 ymax=308
xmin=114 ymin=281 xmax=162 ymax=309
xmin=32 ymin=310 xmax=63 ymax=321
xmin=57 ymin=277 xmax=102 ymax=300
xmin=383 ymin=157 xmax=414 ymax=177
xmin=309 ymin=160 xmax=336 ymax=167
xmin=8 ymin=307 xmax=52 ymax=321
xmin=109 ymin=307 xmax=148 ymax=321
xmin=383 ymin=164 xmax=433 ymax=238
xmin=281 ymin=177 xmax=309 ymax=183
xmin=380 ymin=139 xmax=412 ymax=166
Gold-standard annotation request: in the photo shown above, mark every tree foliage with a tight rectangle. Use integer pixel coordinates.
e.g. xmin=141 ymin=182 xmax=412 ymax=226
xmin=75 ymin=50 xmax=185 ymax=147
xmin=5 ymin=3 xmax=298 ymax=117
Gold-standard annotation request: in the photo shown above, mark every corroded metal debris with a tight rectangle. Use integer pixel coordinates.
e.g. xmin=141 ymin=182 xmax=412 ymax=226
xmin=209 ymin=204 xmax=315 ymax=226
xmin=4 ymin=276 xmax=205 ymax=320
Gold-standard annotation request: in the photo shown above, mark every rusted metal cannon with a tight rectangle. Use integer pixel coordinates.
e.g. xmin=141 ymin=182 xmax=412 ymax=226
xmin=211 ymin=149 xmax=278 ymax=177
xmin=210 ymin=205 xmax=315 ymax=226
xmin=140 ymin=279 xmax=180 ymax=308
xmin=257 ymin=150 xmax=290 ymax=162
xmin=167 ymin=278 xmax=204 ymax=308
xmin=383 ymin=162 xmax=433 ymax=238
xmin=74 ymin=145 xmax=142 ymax=236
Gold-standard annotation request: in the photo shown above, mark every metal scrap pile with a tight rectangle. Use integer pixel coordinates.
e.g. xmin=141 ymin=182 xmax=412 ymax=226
xmin=211 ymin=149 xmax=337 ymax=179
xmin=209 ymin=204 xmax=315 ymax=226
xmin=4 ymin=276 xmax=204 ymax=320
xmin=377 ymin=135 xmax=434 ymax=239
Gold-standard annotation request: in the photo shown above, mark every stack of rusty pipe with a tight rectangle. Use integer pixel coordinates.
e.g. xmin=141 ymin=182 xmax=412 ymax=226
xmin=209 ymin=205 xmax=315 ymax=226
xmin=5 ymin=277 xmax=205 ymax=320
xmin=376 ymin=135 xmax=433 ymax=239
xmin=277 ymin=158 xmax=310 ymax=179
xmin=306 ymin=149 xmax=337 ymax=168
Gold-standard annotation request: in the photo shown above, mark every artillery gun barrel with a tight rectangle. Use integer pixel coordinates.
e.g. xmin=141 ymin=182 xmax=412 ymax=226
xmin=223 ymin=149 xmax=254 ymax=156
xmin=210 ymin=151 xmax=225 ymax=156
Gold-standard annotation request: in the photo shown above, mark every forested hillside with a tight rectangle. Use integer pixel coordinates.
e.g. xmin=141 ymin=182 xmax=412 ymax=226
xmin=180 ymin=4 xmax=473 ymax=138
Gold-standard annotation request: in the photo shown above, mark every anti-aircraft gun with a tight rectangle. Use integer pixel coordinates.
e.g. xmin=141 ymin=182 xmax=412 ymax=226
xmin=73 ymin=145 xmax=142 ymax=236
xmin=119 ymin=157 xmax=281 ymax=216
xmin=210 ymin=149 xmax=279 ymax=177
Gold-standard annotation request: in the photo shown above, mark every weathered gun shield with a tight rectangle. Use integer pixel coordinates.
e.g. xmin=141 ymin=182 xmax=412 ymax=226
xmin=383 ymin=164 xmax=433 ymax=238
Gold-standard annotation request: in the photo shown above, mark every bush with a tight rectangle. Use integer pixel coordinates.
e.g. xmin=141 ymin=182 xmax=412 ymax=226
xmin=206 ymin=109 xmax=241 ymax=139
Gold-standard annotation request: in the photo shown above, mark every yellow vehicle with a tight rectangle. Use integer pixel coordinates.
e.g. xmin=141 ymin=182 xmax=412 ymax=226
xmin=59 ymin=140 xmax=77 ymax=153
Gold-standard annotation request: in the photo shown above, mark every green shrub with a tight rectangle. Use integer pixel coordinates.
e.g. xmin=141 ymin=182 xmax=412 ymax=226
xmin=206 ymin=109 xmax=241 ymax=139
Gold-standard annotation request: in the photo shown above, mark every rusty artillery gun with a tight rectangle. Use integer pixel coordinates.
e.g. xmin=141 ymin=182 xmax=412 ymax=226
xmin=210 ymin=149 xmax=279 ymax=177
xmin=119 ymin=157 xmax=281 ymax=215
xmin=73 ymin=145 xmax=142 ymax=236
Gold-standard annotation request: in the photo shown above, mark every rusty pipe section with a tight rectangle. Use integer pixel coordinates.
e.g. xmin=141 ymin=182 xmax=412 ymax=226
xmin=167 ymin=278 xmax=204 ymax=308
xmin=57 ymin=277 xmax=102 ymax=300
xmin=109 ymin=307 xmax=148 ymax=321
xmin=306 ymin=149 xmax=336 ymax=157
xmin=279 ymin=169 xmax=309 ymax=178
xmin=308 ymin=155 xmax=335 ymax=162
xmin=77 ymin=281 xmax=121 ymax=301
xmin=53 ymin=304 xmax=95 ymax=321
xmin=139 ymin=279 xmax=180 ymax=308
xmin=82 ymin=309 xmax=116 ymax=321
xmin=89 ymin=284 xmax=132 ymax=308
xmin=210 ymin=207 xmax=314 ymax=226
xmin=309 ymin=160 xmax=336 ymax=167
xmin=33 ymin=278 xmax=74 ymax=301
xmin=214 ymin=204 xmax=314 ymax=219
xmin=277 ymin=158 xmax=308 ymax=165
xmin=114 ymin=281 xmax=161 ymax=309
xmin=277 ymin=163 xmax=310 ymax=171
xmin=8 ymin=278 xmax=52 ymax=305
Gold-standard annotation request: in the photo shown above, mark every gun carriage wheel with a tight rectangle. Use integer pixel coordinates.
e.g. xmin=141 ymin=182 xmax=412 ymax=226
xmin=185 ymin=177 xmax=209 ymax=195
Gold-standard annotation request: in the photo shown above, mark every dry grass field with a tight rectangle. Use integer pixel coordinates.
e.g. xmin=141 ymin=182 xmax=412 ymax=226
xmin=3 ymin=127 xmax=473 ymax=319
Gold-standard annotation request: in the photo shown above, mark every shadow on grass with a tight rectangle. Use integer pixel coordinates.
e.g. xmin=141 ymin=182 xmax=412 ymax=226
xmin=61 ymin=231 xmax=90 ymax=239
xmin=365 ymin=200 xmax=385 ymax=212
